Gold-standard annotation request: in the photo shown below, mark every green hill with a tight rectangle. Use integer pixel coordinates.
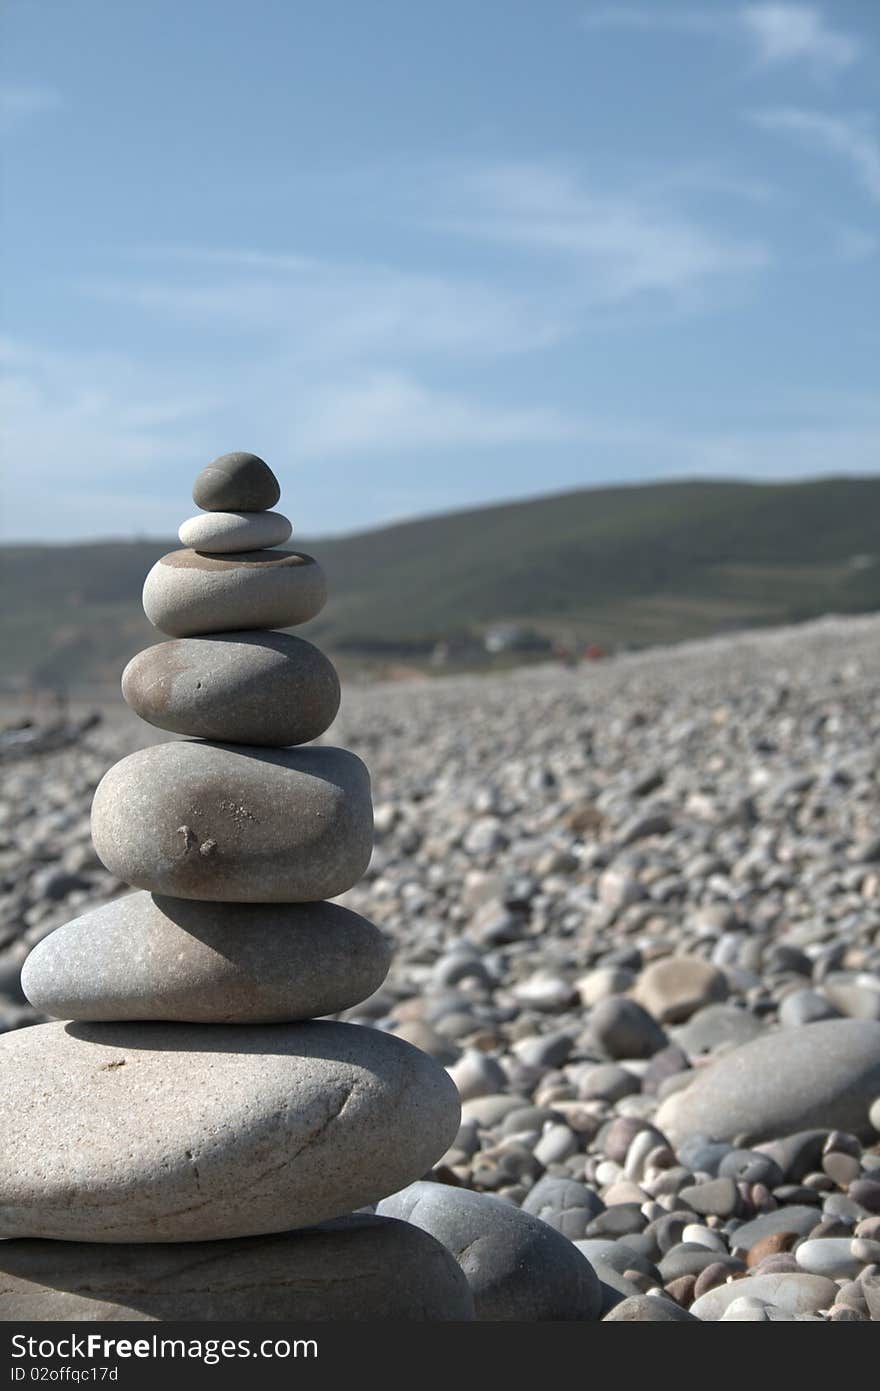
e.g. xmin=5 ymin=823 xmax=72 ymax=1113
xmin=3 ymin=476 xmax=880 ymax=691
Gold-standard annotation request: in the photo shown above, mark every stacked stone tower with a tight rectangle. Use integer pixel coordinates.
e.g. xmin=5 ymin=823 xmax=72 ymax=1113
xmin=0 ymin=453 xmax=473 ymax=1321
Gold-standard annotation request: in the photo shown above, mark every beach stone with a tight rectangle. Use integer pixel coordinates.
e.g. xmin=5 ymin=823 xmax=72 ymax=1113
xmin=142 ymin=550 xmax=326 ymax=637
xmin=795 ymin=1238 xmax=869 ymax=1279
xmin=779 ymin=989 xmax=841 ymax=1027
xmin=870 ymin=1096 xmax=880 ymax=1132
xmin=635 ymin=957 xmax=728 ymax=1024
xmin=603 ymin=1294 xmax=698 ymax=1322
xmin=720 ymin=1296 xmax=773 ymax=1321
xmin=378 ymin=1181 xmax=601 ymax=1321
xmin=678 ymin=1177 xmax=740 ymax=1218
xmin=585 ymin=1204 xmax=645 ymax=1239
xmin=460 ymin=1095 xmax=526 ymax=1128
xmin=658 ymin=1245 xmax=744 ymax=1282
xmin=0 ymin=1215 xmax=475 ymax=1321
xmin=746 ymin=1232 xmax=799 ymax=1267
xmin=122 ymin=633 xmax=340 ymax=746
xmin=91 ymin=742 xmax=373 ymax=902
xmin=589 ymin=996 xmax=667 ymax=1059
xmin=578 ymin=1062 xmax=641 ymax=1102
xmin=192 ymin=452 xmax=280 ymax=512
xmin=520 ymin=1176 xmax=604 ymax=1238
xmin=671 ymin=1004 xmax=763 ymax=1055
xmin=21 ymin=893 xmax=391 ymax=1024
xmin=718 ymin=1148 xmax=783 ymax=1187
xmin=657 ymin=1020 xmax=880 ymax=1145
xmin=574 ymin=1240 xmax=659 ymax=1282
xmin=690 ymin=1272 xmax=838 ymax=1320
xmin=178 ymin=510 xmax=292 ymax=554
xmin=863 ymin=1273 xmax=880 ymax=1320
xmin=447 ymin=1049 xmax=507 ymax=1101
xmin=755 ymin=1130 xmax=829 ymax=1183
xmin=849 ymin=1178 xmax=880 ymax=1213
xmin=0 ymin=1019 xmax=459 ymax=1243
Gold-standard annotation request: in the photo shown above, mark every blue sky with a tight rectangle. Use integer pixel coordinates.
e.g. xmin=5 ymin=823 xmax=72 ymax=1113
xmin=2 ymin=0 xmax=879 ymax=540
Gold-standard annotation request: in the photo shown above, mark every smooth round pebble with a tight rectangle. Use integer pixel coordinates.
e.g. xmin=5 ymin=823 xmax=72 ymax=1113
xmin=22 ymin=893 xmax=391 ymax=1024
xmin=142 ymin=550 xmax=326 ymax=637
xmin=192 ymin=452 xmax=280 ymax=512
xmin=635 ymin=956 xmax=728 ymax=1024
xmin=690 ymin=1272 xmax=838 ymax=1320
xmin=657 ymin=1020 xmax=880 ymax=1144
xmin=378 ymin=1181 xmax=601 ymax=1321
xmin=91 ymin=742 xmax=372 ymax=902
xmin=122 ymin=632 xmax=340 ymax=746
xmin=178 ymin=510 xmax=292 ymax=554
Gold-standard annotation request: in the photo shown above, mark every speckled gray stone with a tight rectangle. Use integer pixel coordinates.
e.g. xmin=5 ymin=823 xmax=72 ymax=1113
xmin=142 ymin=550 xmax=326 ymax=637
xmin=377 ymin=1181 xmax=601 ymax=1321
xmin=657 ymin=1020 xmax=880 ymax=1145
xmin=178 ymin=510 xmax=292 ymax=553
xmin=192 ymin=452 xmax=280 ymax=512
xmin=90 ymin=742 xmax=373 ymax=902
xmin=21 ymin=893 xmax=391 ymax=1023
xmin=121 ymin=633 xmax=340 ymax=746
xmin=0 ymin=1020 xmax=460 ymax=1243
xmin=0 ymin=1215 xmax=475 ymax=1321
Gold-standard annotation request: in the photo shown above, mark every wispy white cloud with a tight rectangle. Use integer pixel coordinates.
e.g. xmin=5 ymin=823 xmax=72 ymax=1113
xmin=441 ymin=163 xmax=770 ymax=299
xmin=0 ymin=338 xmax=595 ymax=538
xmin=682 ymin=420 xmax=880 ymax=478
xmin=581 ymin=4 xmax=861 ymax=80
xmin=78 ymin=252 xmax=566 ymax=360
xmin=741 ymin=4 xmax=860 ymax=76
xmin=290 ymin=370 xmax=586 ymax=459
xmin=5 ymin=332 xmax=880 ymax=540
xmin=750 ymin=108 xmax=880 ymax=204
xmin=0 ymin=339 xmax=219 ymax=537
xmin=0 ymin=82 xmax=63 ymax=133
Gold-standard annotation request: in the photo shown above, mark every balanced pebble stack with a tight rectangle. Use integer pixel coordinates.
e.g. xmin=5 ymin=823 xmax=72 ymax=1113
xmin=0 ymin=453 xmax=472 ymax=1321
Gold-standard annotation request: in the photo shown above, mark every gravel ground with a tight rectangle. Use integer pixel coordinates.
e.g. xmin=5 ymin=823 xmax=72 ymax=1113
xmin=3 ymin=611 xmax=880 ymax=1321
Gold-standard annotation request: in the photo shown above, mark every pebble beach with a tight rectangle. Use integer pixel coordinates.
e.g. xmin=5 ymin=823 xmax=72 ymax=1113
xmin=3 ymin=611 xmax=880 ymax=1321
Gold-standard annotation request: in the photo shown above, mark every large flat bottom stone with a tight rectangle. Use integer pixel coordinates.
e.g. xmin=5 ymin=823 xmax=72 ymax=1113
xmin=0 ymin=1215 xmax=475 ymax=1320
xmin=0 ymin=1020 xmax=460 ymax=1243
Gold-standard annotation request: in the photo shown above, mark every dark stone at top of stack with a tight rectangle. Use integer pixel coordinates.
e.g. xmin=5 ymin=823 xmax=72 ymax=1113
xmin=193 ymin=453 xmax=281 ymax=512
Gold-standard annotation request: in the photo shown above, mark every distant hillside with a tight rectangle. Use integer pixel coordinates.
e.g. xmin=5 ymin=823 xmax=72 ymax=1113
xmin=3 ymin=476 xmax=880 ymax=691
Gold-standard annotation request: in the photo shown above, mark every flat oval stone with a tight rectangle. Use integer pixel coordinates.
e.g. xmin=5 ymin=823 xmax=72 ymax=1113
xmin=795 ymin=1238 xmax=866 ymax=1279
xmin=91 ymin=742 xmax=372 ymax=902
xmin=378 ymin=1181 xmax=601 ymax=1320
xmin=178 ymin=510 xmax=292 ymax=553
xmin=689 ymin=1272 xmax=838 ymax=1320
xmin=22 ymin=893 xmax=391 ymax=1023
xmin=0 ymin=1020 xmax=460 ymax=1243
xmin=142 ymin=550 xmax=326 ymax=637
xmin=192 ymin=452 xmax=280 ymax=512
xmin=121 ymin=632 xmax=340 ymax=746
xmin=0 ymin=1216 xmax=475 ymax=1320
xmin=657 ymin=1020 xmax=880 ymax=1145
xmin=729 ymin=1209 xmax=822 ymax=1258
